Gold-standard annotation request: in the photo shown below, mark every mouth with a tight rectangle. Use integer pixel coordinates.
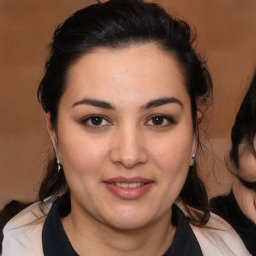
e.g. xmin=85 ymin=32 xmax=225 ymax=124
xmin=115 ymin=182 xmax=145 ymax=188
xmin=103 ymin=177 xmax=154 ymax=200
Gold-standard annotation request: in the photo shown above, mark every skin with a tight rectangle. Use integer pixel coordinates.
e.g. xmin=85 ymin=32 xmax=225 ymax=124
xmin=47 ymin=43 xmax=197 ymax=255
xmin=229 ymin=140 xmax=256 ymax=224
xmin=233 ymin=180 xmax=256 ymax=224
xmin=237 ymin=140 xmax=256 ymax=182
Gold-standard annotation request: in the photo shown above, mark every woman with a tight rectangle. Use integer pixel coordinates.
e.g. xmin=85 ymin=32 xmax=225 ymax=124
xmin=211 ymin=71 xmax=256 ymax=255
xmin=2 ymin=0 xmax=250 ymax=255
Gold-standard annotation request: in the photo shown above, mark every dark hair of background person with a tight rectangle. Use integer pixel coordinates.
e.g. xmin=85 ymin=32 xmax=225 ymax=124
xmin=230 ymin=71 xmax=256 ymax=169
xmin=36 ymin=0 xmax=213 ymax=226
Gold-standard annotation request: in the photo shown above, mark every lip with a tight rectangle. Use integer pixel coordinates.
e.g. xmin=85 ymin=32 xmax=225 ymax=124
xmin=103 ymin=176 xmax=154 ymax=200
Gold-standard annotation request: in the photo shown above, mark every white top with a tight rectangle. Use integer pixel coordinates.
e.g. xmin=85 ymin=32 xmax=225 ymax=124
xmin=2 ymin=199 xmax=251 ymax=256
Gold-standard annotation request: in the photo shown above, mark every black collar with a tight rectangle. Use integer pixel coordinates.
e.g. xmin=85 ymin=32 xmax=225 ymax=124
xmin=42 ymin=193 xmax=203 ymax=256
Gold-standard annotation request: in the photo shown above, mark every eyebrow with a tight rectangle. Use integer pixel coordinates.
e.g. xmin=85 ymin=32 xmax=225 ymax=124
xmin=72 ymin=98 xmax=116 ymax=110
xmin=142 ymin=97 xmax=183 ymax=110
xmin=72 ymin=97 xmax=183 ymax=110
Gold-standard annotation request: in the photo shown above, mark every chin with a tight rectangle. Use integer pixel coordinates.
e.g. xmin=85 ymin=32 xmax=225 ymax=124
xmin=104 ymin=208 xmax=164 ymax=232
xmin=108 ymin=218 xmax=151 ymax=232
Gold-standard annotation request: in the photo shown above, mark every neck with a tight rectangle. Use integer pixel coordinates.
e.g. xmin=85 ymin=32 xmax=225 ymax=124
xmin=233 ymin=179 xmax=256 ymax=224
xmin=62 ymin=204 xmax=175 ymax=256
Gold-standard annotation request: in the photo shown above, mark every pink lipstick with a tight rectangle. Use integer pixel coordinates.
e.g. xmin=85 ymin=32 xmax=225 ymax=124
xmin=103 ymin=177 xmax=154 ymax=200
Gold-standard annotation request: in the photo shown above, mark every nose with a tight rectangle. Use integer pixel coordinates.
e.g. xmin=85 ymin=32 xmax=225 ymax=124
xmin=110 ymin=126 xmax=148 ymax=169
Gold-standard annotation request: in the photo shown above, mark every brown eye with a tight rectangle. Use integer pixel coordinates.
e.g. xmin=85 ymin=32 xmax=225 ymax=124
xmin=82 ymin=115 xmax=110 ymax=127
xmin=152 ymin=116 xmax=165 ymax=125
xmin=146 ymin=115 xmax=174 ymax=127
xmin=90 ymin=116 xmax=103 ymax=126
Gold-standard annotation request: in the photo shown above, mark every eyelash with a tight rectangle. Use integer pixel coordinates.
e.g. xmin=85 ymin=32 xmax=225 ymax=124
xmin=81 ymin=114 xmax=175 ymax=129
xmin=81 ymin=115 xmax=111 ymax=128
xmin=145 ymin=114 xmax=175 ymax=127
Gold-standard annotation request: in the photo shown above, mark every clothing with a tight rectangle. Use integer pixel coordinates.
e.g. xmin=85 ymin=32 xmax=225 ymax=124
xmin=210 ymin=189 xmax=256 ymax=255
xmin=0 ymin=200 xmax=29 ymax=254
xmin=2 ymin=193 xmax=251 ymax=256
xmin=42 ymin=193 xmax=203 ymax=256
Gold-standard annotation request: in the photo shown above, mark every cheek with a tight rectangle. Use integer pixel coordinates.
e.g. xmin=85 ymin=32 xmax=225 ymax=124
xmin=149 ymin=132 xmax=194 ymax=171
xmin=58 ymin=134 xmax=110 ymax=174
xmin=149 ymin=138 xmax=191 ymax=208
xmin=149 ymin=127 xmax=194 ymax=196
xmin=239 ymin=153 xmax=256 ymax=181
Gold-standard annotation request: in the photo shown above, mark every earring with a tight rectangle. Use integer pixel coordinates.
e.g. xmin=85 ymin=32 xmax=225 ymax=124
xmin=191 ymin=154 xmax=196 ymax=167
xmin=56 ymin=157 xmax=62 ymax=173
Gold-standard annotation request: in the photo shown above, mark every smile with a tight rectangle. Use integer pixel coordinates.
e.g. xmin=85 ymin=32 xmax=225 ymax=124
xmin=115 ymin=182 xmax=144 ymax=188
xmin=103 ymin=177 xmax=154 ymax=200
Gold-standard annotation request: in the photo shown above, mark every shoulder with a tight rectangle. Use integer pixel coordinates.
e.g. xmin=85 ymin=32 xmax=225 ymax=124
xmin=191 ymin=211 xmax=252 ymax=256
xmin=2 ymin=198 xmax=53 ymax=256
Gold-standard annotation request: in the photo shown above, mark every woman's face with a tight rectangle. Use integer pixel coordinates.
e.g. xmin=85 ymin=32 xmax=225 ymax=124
xmin=237 ymin=138 xmax=256 ymax=182
xmin=47 ymin=43 xmax=197 ymax=230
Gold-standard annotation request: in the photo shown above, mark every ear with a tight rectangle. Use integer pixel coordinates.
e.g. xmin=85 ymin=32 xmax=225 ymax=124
xmin=190 ymin=129 xmax=198 ymax=166
xmin=197 ymin=110 xmax=203 ymax=124
xmin=46 ymin=112 xmax=58 ymax=157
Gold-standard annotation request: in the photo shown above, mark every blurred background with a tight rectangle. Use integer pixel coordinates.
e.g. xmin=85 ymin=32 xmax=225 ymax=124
xmin=0 ymin=0 xmax=256 ymax=209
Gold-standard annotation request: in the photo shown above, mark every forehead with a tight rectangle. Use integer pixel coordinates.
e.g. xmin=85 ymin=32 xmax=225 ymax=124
xmin=64 ymin=43 xmax=189 ymax=107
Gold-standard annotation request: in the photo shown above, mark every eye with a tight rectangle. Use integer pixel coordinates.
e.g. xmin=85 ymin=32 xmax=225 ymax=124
xmin=82 ymin=115 xmax=110 ymax=127
xmin=146 ymin=115 xmax=174 ymax=127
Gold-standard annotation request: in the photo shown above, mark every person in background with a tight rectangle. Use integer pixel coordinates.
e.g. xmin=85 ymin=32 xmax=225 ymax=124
xmin=211 ymin=71 xmax=256 ymax=255
xmin=2 ymin=0 xmax=251 ymax=255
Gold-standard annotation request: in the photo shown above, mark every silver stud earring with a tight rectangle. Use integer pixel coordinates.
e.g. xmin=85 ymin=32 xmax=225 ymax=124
xmin=56 ymin=157 xmax=62 ymax=173
xmin=192 ymin=154 xmax=196 ymax=160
